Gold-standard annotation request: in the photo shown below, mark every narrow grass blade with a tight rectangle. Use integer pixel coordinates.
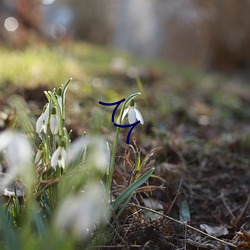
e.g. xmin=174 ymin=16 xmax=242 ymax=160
xmin=112 ymin=193 xmax=133 ymax=225
xmin=112 ymin=167 xmax=154 ymax=211
xmin=0 ymin=208 xmax=21 ymax=250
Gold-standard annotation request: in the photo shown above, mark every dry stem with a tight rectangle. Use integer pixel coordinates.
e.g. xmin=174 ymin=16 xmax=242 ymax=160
xmin=130 ymin=203 xmax=237 ymax=249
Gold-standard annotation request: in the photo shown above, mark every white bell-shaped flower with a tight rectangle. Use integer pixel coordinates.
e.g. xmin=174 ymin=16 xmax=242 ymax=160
xmin=54 ymin=182 xmax=109 ymax=240
xmin=57 ymin=95 xmax=63 ymax=112
xmin=0 ymin=130 xmax=33 ymax=190
xmin=67 ymin=135 xmax=110 ymax=173
xmin=36 ymin=103 xmax=50 ymax=133
xmin=35 ymin=143 xmax=43 ymax=165
xmin=50 ymin=106 xmax=60 ymax=135
xmin=51 ymin=143 xmax=67 ymax=169
xmin=89 ymin=137 xmax=110 ymax=173
xmin=57 ymin=87 xmax=63 ymax=108
xmin=122 ymin=99 xmax=144 ymax=125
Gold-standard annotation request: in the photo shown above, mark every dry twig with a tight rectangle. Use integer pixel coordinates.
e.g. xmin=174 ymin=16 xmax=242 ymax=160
xmin=130 ymin=203 xmax=238 ymax=249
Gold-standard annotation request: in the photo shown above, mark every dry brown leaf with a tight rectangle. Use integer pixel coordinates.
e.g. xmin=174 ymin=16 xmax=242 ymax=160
xmin=237 ymin=231 xmax=250 ymax=248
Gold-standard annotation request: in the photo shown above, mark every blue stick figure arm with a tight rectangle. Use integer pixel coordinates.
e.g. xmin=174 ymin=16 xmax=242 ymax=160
xmin=99 ymin=98 xmax=125 ymax=122
xmin=114 ymin=121 xmax=140 ymax=144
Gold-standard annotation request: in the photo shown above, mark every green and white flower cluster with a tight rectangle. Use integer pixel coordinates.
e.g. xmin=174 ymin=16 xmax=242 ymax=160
xmin=35 ymin=80 xmax=70 ymax=172
xmin=0 ymin=80 xmax=154 ymax=248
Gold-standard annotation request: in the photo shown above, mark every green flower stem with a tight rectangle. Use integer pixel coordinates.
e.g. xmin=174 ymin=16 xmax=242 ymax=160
xmin=44 ymin=136 xmax=50 ymax=164
xmin=48 ymin=92 xmax=63 ymax=136
xmin=61 ymin=78 xmax=72 ymax=126
xmin=52 ymin=134 xmax=56 ymax=152
xmin=45 ymin=96 xmax=53 ymax=164
xmin=106 ymin=92 xmax=141 ymax=198
xmin=106 ymin=126 xmax=120 ymax=196
xmin=63 ymin=127 xmax=70 ymax=150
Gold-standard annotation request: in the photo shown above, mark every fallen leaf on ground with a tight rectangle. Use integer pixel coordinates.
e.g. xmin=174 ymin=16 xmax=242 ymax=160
xmin=200 ymin=224 xmax=228 ymax=237
xmin=237 ymin=231 xmax=250 ymax=248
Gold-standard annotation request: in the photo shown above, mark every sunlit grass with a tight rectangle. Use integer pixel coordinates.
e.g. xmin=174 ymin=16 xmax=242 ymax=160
xmin=63 ymin=42 xmax=130 ymax=74
xmin=0 ymin=44 xmax=85 ymax=86
xmin=0 ymin=41 xmax=248 ymax=130
xmin=0 ymin=41 xmax=206 ymax=87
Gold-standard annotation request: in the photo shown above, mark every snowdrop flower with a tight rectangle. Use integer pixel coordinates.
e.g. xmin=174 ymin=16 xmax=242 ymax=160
xmin=67 ymin=136 xmax=87 ymax=164
xmin=89 ymin=137 xmax=110 ymax=173
xmin=0 ymin=130 xmax=33 ymax=190
xmin=51 ymin=142 xmax=67 ymax=169
xmin=36 ymin=103 xmax=50 ymax=133
xmin=54 ymin=182 xmax=109 ymax=241
xmin=50 ymin=106 xmax=60 ymax=135
xmin=56 ymin=87 xmax=63 ymax=111
xmin=35 ymin=143 xmax=43 ymax=165
xmin=122 ymin=99 xmax=144 ymax=125
xmin=67 ymin=135 xmax=110 ymax=173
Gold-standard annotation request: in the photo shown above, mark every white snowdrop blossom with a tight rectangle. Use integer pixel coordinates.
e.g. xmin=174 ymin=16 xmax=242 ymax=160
xmin=90 ymin=137 xmax=110 ymax=173
xmin=35 ymin=148 xmax=42 ymax=164
xmin=54 ymin=182 xmax=109 ymax=240
xmin=35 ymin=144 xmax=43 ymax=165
xmin=56 ymin=87 xmax=63 ymax=109
xmin=57 ymin=95 xmax=63 ymax=112
xmin=67 ymin=135 xmax=110 ymax=173
xmin=50 ymin=106 xmax=60 ymax=135
xmin=51 ymin=145 xmax=67 ymax=169
xmin=67 ymin=136 xmax=87 ymax=164
xmin=122 ymin=99 xmax=144 ymax=125
xmin=0 ymin=130 xmax=33 ymax=189
xmin=36 ymin=103 xmax=50 ymax=133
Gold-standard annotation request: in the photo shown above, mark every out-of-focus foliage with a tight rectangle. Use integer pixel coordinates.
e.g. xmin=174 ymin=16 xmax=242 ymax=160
xmin=2 ymin=0 xmax=250 ymax=71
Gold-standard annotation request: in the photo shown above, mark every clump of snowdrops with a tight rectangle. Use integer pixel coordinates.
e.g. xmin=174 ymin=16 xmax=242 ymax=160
xmin=0 ymin=79 xmax=154 ymax=249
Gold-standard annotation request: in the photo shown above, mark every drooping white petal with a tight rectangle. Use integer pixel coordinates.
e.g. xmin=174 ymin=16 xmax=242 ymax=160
xmin=67 ymin=136 xmax=110 ymax=172
xmin=54 ymin=182 xmax=109 ymax=240
xmin=35 ymin=149 xmax=43 ymax=164
xmin=121 ymin=107 xmax=129 ymax=121
xmin=67 ymin=136 xmax=88 ymax=163
xmin=36 ymin=113 xmax=45 ymax=133
xmin=51 ymin=147 xmax=61 ymax=168
xmin=128 ymin=107 xmax=137 ymax=124
xmin=51 ymin=146 xmax=67 ymax=169
xmin=5 ymin=133 xmax=32 ymax=170
xmin=41 ymin=121 xmax=48 ymax=133
xmin=57 ymin=158 xmax=65 ymax=169
xmin=121 ymin=102 xmax=144 ymax=126
xmin=57 ymin=96 xmax=63 ymax=112
xmin=0 ymin=130 xmax=33 ymax=190
xmin=0 ymin=130 xmax=13 ymax=151
xmin=50 ymin=114 xmax=59 ymax=135
xmin=44 ymin=103 xmax=50 ymax=117
xmin=36 ymin=104 xmax=50 ymax=133
xmin=135 ymin=109 xmax=144 ymax=124
xmin=59 ymin=148 xmax=67 ymax=169
xmin=92 ymin=138 xmax=110 ymax=173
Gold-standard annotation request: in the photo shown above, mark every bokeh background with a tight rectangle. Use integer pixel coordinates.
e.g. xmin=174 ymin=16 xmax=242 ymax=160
xmin=2 ymin=0 xmax=250 ymax=73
